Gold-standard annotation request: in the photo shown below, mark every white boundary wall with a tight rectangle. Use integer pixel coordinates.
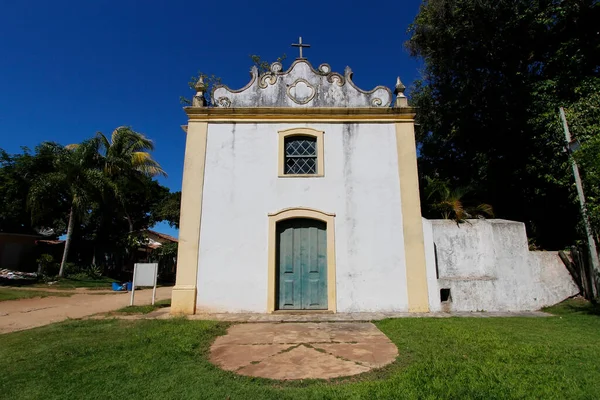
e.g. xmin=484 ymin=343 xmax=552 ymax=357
xmin=423 ymin=219 xmax=578 ymax=312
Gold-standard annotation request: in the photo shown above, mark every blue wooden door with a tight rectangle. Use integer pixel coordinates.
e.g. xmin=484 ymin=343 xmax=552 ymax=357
xmin=277 ymin=219 xmax=327 ymax=310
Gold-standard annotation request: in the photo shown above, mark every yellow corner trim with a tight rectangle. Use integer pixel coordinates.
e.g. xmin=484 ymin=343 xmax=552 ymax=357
xmin=171 ymin=121 xmax=209 ymax=315
xmin=395 ymin=122 xmax=430 ymax=312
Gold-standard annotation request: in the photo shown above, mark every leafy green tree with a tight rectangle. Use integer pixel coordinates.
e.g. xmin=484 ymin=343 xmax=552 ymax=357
xmin=408 ymin=0 xmax=600 ymax=249
xmin=568 ymin=78 xmax=600 ymax=235
xmin=152 ymin=191 xmax=181 ymax=229
xmin=96 ymin=127 xmax=166 ymax=233
xmin=28 ymin=140 xmax=108 ymax=277
xmin=0 ymin=144 xmax=67 ymax=234
xmin=1 ymin=129 xmax=177 ymax=276
xmin=81 ymin=174 xmax=172 ymax=270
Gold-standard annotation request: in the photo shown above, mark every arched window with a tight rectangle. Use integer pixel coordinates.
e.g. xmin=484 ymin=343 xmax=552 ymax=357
xmin=278 ymin=128 xmax=325 ymax=177
xmin=284 ymin=136 xmax=317 ymax=175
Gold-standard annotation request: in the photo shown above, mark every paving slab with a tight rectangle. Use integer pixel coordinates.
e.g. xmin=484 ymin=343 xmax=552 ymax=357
xmin=211 ymin=344 xmax=291 ymax=371
xmin=313 ymin=342 xmax=398 ymax=368
xmin=272 ymin=322 xmax=332 ymax=343
xmin=237 ymin=344 xmax=371 ymax=380
xmin=209 ymin=322 xmax=398 ymax=380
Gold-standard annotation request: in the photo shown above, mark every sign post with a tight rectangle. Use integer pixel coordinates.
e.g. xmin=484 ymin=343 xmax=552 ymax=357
xmin=130 ymin=263 xmax=158 ymax=306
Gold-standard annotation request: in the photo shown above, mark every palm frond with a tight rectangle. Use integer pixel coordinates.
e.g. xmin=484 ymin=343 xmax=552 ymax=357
xmin=125 ymin=133 xmax=155 ymax=153
xmin=95 ymin=132 xmax=111 ymax=155
xmin=474 ymin=203 xmax=494 ymax=218
xmin=131 ymin=151 xmax=152 ymax=165
xmin=98 ymin=127 xmax=164 ymax=178
xmin=130 ymin=152 xmax=167 ymax=177
xmin=111 ymin=126 xmax=128 ymax=146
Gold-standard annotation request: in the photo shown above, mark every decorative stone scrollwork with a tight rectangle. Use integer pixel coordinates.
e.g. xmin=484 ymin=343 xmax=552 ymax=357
xmin=216 ymin=97 xmax=231 ymax=108
xmin=318 ymin=64 xmax=331 ymax=74
xmin=327 ymin=73 xmax=345 ymax=87
xmin=270 ymin=62 xmax=283 ymax=73
xmin=210 ymin=59 xmax=393 ymax=108
xmin=258 ymin=73 xmax=277 ymax=89
xmin=287 ymin=78 xmax=316 ymax=105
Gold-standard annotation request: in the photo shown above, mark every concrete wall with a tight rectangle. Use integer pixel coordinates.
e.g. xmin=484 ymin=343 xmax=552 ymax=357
xmin=197 ymin=122 xmax=409 ymax=313
xmin=423 ymin=219 xmax=578 ymax=312
xmin=0 ymin=234 xmax=40 ymax=270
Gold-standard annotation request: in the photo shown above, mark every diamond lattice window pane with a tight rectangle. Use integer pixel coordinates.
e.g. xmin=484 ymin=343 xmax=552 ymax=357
xmin=286 ymin=157 xmax=316 ymax=174
xmin=284 ymin=136 xmax=317 ymax=175
xmin=286 ymin=138 xmax=316 ymax=156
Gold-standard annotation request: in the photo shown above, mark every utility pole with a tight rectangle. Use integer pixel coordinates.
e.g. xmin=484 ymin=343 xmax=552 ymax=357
xmin=559 ymin=107 xmax=599 ymax=297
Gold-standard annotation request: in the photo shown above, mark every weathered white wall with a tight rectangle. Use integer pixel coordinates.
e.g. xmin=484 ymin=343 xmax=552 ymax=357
xmin=423 ymin=219 xmax=578 ymax=311
xmin=422 ymin=219 xmax=442 ymax=312
xmin=197 ymin=122 xmax=408 ymax=313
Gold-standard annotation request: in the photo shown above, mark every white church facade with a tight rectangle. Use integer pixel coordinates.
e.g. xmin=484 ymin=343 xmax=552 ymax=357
xmin=171 ymin=54 xmax=578 ymax=315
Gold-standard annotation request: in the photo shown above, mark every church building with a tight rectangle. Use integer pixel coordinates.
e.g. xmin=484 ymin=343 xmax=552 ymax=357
xmin=171 ymin=42 xmax=577 ymax=315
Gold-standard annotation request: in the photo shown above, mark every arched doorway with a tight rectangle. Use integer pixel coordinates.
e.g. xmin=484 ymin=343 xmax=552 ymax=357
xmin=276 ymin=218 xmax=327 ymax=310
xmin=267 ymin=207 xmax=336 ymax=313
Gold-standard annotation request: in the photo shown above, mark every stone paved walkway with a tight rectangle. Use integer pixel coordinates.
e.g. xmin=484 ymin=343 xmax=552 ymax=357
xmin=90 ymin=308 xmax=553 ymax=323
xmin=209 ymin=322 xmax=398 ymax=380
xmin=188 ymin=310 xmax=551 ymax=322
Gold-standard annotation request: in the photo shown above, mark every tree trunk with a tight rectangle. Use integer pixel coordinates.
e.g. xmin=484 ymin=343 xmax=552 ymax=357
xmin=58 ymin=207 xmax=75 ymax=278
xmin=125 ymin=212 xmax=134 ymax=233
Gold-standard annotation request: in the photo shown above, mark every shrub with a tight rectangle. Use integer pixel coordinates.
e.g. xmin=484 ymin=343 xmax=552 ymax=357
xmin=36 ymin=254 xmax=59 ymax=277
xmin=66 ymin=264 xmax=103 ymax=280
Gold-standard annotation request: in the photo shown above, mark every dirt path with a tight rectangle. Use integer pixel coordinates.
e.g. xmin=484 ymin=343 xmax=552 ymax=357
xmin=0 ymin=286 xmax=172 ymax=334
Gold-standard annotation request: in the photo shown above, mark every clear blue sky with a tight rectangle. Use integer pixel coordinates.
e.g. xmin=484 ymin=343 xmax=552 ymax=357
xmin=0 ymin=1 xmax=424 ymax=238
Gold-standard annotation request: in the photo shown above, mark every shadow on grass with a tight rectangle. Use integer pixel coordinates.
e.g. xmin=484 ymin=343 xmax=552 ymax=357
xmin=114 ymin=299 xmax=171 ymax=315
xmin=542 ymin=297 xmax=600 ymax=316
xmin=0 ymin=278 xmax=38 ymax=287
xmin=2 ymin=276 xmax=117 ymax=290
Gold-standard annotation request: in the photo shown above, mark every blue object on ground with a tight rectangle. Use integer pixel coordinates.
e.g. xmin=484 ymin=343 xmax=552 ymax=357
xmin=111 ymin=282 xmax=124 ymax=291
xmin=126 ymin=281 xmax=132 ymax=291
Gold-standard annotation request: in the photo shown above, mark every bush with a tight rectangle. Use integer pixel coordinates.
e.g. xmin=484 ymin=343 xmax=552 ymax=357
xmin=36 ymin=254 xmax=59 ymax=277
xmin=65 ymin=264 xmax=103 ymax=280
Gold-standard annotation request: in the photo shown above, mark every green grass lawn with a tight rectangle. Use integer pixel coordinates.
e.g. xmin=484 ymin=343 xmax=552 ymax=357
xmin=0 ymin=288 xmax=73 ymax=302
xmin=0 ymin=299 xmax=598 ymax=399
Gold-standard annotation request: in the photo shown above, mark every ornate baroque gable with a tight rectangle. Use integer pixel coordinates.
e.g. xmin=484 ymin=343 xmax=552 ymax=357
xmin=210 ymin=60 xmax=394 ymax=108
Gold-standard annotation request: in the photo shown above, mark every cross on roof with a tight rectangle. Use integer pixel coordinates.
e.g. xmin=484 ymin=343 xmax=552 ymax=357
xmin=291 ymin=37 xmax=310 ymax=59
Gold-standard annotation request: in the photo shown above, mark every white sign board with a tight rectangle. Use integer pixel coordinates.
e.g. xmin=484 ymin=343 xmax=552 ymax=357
xmin=130 ymin=263 xmax=158 ymax=306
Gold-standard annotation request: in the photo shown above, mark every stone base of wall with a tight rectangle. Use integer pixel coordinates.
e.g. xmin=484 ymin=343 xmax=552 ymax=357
xmin=171 ymin=285 xmax=197 ymax=315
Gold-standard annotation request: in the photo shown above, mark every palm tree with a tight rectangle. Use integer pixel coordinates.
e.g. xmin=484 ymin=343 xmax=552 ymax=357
xmin=424 ymin=176 xmax=494 ymax=222
xmin=28 ymin=129 xmax=165 ymax=277
xmin=95 ymin=127 xmax=166 ymax=232
xmin=28 ymin=140 xmax=108 ymax=277
xmin=96 ymin=127 xmax=166 ymax=179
